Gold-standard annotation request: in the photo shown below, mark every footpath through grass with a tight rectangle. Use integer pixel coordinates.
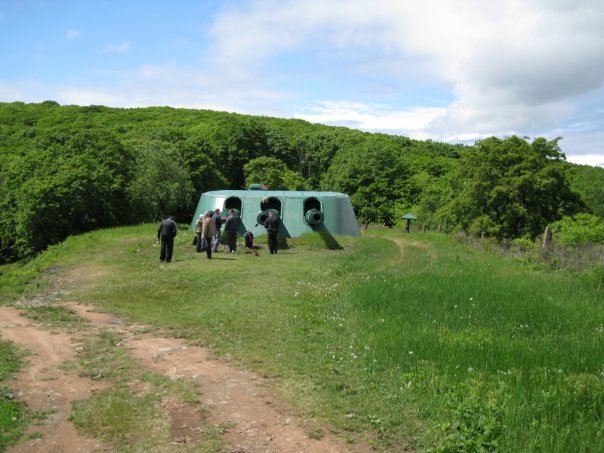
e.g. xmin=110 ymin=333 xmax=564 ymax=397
xmin=1 ymin=224 xmax=602 ymax=451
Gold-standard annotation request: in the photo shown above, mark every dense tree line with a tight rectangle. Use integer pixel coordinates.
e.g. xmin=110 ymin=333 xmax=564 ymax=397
xmin=1 ymin=101 xmax=602 ymax=261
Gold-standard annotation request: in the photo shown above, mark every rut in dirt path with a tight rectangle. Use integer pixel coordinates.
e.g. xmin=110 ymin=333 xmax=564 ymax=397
xmin=0 ymin=307 xmax=110 ymax=453
xmin=63 ymin=302 xmax=371 ymax=453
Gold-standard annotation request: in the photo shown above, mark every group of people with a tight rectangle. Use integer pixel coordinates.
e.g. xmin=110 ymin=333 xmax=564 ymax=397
xmin=157 ymin=208 xmax=280 ymax=262
xmin=194 ymin=208 xmax=240 ymax=259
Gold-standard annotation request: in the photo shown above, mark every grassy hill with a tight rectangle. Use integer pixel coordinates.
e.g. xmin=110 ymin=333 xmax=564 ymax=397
xmin=1 ymin=225 xmax=602 ymax=451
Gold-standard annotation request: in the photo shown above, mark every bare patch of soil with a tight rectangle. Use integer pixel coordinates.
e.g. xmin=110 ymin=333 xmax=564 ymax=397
xmin=65 ymin=303 xmax=369 ymax=452
xmin=0 ymin=307 xmax=110 ymax=452
xmin=163 ymin=396 xmax=206 ymax=444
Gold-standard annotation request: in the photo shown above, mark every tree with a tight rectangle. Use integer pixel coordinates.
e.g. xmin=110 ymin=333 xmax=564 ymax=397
xmin=0 ymin=129 xmax=133 ymax=258
xmin=441 ymin=136 xmax=585 ymax=239
xmin=178 ymin=134 xmax=229 ymax=206
xmin=551 ymin=213 xmax=604 ymax=244
xmin=243 ymin=156 xmax=305 ymax=190
xmin=127 ymin=144 xmax=194 ymax=221
xmin=207 ymin=116 xmax=268 ymax=188
xmin=565 ymin=164 xmax=604 ymax=219
xmin=322 ymin=141 xmax=409 ymax=228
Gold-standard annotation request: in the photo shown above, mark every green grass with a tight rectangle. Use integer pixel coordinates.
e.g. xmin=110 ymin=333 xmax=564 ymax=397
xmin=21 ymin=305 xmax=87 ymax=330
xmin=0 ymin=340 xmax=26 ymax=450
xmin=1 ymin=224 xmax=603 ymax=451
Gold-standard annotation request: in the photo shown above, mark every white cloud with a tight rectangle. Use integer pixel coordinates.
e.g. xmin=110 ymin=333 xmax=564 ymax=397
xmin=57 ymin=88 xmax=123 ymax=106
xmin=566 ymin=154 xmax=604 ymax=167
xmin=295 ymin=101 xmax=445 ymax=137
xmin=0 ymin=81 xmax=25 ymax=101
xmin=102 ymin=42 xmax=131 ymax=53
xmin=65 ymin=29 xmax=82 ymax=40
xmin=208 ymin=0 xmax=604 ymax=161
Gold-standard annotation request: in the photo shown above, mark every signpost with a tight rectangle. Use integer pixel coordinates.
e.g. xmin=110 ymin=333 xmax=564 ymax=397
xmin=401 ymin=213 xmax=417 ymax=234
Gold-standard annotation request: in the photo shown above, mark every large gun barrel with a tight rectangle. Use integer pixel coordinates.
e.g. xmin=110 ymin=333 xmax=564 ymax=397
xmin=256 ymin=208 xmax=280 ymax=225
xmin=304 ymin=208 xmax=324 ymax=226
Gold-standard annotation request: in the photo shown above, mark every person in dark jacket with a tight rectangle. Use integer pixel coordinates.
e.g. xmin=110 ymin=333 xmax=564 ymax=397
xmin=157 ymin=216 xmax=178 ymax=262
xmin=264 ymin=210 xmax=280 ymax=254
xmin=223 ymin=209 xmax=239 ymax=254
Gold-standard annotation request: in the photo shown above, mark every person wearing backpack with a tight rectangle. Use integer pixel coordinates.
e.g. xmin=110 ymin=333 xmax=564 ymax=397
xmin=157 ymin=216 xmax=178 ymax=262
xmin=224 ymin=209 xmax=239 ymax=254
xmin=264 ymin=210 xmax=280 ymax=254
xmin=212 ymin=208 xmax=225 ymax=253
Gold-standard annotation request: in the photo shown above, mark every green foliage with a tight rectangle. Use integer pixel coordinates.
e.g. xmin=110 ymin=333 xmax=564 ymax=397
xmin=442 ymin=136 xmax=585 ymax=239
xmin=551 ymin=213 xmax=604 ymax=244
xmin=243 ymin=156 xmax=306 ymax=190
xmin=1 ymin=102 xmax=601 ymax=261
xmin=323 ymin=140 xmax=409 ymax=227
xmin=207 ymin=116 xmax=268 ymax=188
xmin=565 ymin=164 xmax=604 ymax=218
xmin=178 ymin=133 xmax=229 ymax=201
xmin=0 ymin=129 xmax=133 ymax=258
xmin=435 ymin=387 xmax=504 ymax=452
xmin=126 ymin=143 xmax=194 ymax=221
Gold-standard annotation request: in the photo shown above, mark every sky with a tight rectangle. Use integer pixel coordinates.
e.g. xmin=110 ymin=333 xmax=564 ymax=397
xmin=1 ymin=0 xmax=604 ymax=167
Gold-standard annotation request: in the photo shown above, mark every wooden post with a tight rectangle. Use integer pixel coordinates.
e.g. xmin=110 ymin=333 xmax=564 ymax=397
xmin=543 ymin=225 xmax=552 ymax=248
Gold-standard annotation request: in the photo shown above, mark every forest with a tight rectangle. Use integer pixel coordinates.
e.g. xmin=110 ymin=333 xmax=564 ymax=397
xmin=1 ymin=101 xmax=603 ymax=262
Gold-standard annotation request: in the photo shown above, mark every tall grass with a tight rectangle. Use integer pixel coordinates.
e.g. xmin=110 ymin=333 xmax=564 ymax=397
xmin=327 ymin=235 xmax=603 ymax=450
xmin=1 ymin=226 xmax=602 ymax=451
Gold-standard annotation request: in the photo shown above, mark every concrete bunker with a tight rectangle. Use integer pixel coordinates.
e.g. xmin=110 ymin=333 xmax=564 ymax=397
xmin=190 ymin=189 xmax=360 ymax=238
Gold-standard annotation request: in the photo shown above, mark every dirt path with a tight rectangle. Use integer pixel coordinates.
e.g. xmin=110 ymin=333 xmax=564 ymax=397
xmin=387 ymin=237 xmax=430 ymax=265
xmin=0 ymin=307 xmax=109 ymax=452
xmin=1 ymin=303 xmax=369 ymax=452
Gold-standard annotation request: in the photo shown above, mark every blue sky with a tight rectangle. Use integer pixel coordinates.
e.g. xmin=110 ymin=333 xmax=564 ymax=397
xmin=1 ymin=0 xmax=604 ymax=167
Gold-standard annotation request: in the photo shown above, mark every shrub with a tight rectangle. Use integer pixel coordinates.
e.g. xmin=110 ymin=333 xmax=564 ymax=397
xmin=550 ymin=214 xmax=604 ymax=245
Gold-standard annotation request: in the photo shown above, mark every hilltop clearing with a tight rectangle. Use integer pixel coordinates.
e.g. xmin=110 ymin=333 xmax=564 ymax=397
xmin=1 ymin=225 xmax=602 ymax=451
